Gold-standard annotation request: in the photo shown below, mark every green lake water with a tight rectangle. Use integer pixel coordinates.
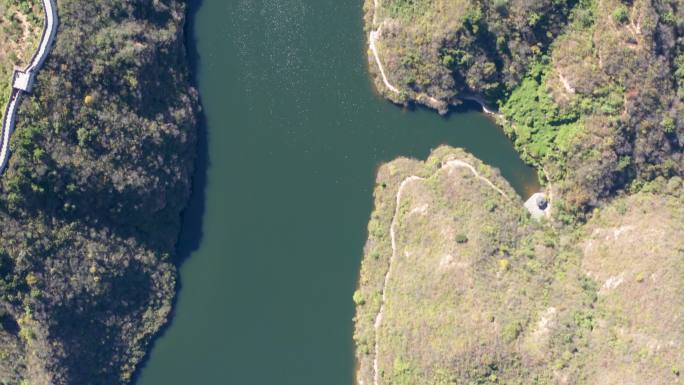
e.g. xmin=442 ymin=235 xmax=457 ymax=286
xmin=136 ymin=0 xmax=539 ymax=384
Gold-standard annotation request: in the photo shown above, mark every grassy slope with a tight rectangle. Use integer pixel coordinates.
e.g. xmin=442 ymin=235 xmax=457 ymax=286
xmin=355 ymin=147 xmax=684 ymax=385
xmin=0 ymin=0 xmax=43 ymax=118
xmin=580 ymin=186 xmax=684 ymax=384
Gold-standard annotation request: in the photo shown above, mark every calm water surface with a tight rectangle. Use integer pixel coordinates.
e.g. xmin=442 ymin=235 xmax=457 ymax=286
xmin=137 ymin=0 xmax=538 ymax=384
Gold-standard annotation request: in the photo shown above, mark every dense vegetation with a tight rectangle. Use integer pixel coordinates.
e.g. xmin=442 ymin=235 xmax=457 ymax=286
xmin=367 ymin=0 xmax=684 ymax=214
xmin=0 ymin=1 xmax=198 ymax=384
xmin=367 ymin=0 xmax=577 ymax=107
xmin=501 ymin=0 xmax=684 ymax=214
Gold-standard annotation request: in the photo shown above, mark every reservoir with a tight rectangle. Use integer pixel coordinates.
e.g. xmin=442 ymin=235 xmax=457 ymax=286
xmin=136 ymin=0 xmax=538 ymax=384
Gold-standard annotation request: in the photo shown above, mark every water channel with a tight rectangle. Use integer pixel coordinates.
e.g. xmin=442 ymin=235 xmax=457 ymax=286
xmin=137 ymin=1 xmax=539 ymax=384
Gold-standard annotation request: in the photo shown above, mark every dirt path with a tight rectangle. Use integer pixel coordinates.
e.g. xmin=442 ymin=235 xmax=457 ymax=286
xmin=15 ymin=12 xmax=33 ymax=62
xmin=369 ymin=27 xmax=400 ymax=95
xmin=371 ymin=159 xmax=509 ymax=385
xmin=558 ymin=72 xmax=575 ymax=95
xmin=18 ymin=12 xmax=36 ymax=43
xmin=0 ymin=11 xmax=34 ymax=64
xmin=368 ymin=0 xmax=403 ymax=96
xmin=368 ymin=2 xmax=500 ymax=117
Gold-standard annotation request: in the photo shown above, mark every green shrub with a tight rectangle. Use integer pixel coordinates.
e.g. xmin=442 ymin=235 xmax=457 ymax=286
xmin=612 ymin=6 xmax=629 ymax=24
xmin=502 ymin=320 xmax=523 ymax=342
xmin=493 ymin=0 xmax=508 ymax=14
xmin=500 ymin=60 xmax=583 ymax=178
xmin=353 ymin=290 xmax=366 ymax=306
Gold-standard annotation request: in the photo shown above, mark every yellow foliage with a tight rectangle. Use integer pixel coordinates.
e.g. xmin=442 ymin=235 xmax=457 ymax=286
xmin=84 ymin=94 xmax=94 ymax=105
xmin=636 ymin=272 xmax=645 ymax=283
xmin=25 ymin=273 xmax=38 ymax=286
xmin=498 ymin=259 xmax=510 ymax=271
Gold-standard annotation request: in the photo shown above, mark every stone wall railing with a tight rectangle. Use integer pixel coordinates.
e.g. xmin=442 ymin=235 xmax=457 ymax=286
xmin=0 ymin=0 xmax=58 ymax=174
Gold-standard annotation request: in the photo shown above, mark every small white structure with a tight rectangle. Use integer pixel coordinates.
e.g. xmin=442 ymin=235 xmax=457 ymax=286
xmin=525 ymin=192 xmax=551 ymax=220
xmin=12 ymin=71 xmax=32 ymax=91
xmin=0 ymin=0 xmax=58 ymax=174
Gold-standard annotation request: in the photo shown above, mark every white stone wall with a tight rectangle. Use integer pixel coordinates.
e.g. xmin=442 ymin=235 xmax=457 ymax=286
xmin=0 ymin=0 xmax=58 ymax=175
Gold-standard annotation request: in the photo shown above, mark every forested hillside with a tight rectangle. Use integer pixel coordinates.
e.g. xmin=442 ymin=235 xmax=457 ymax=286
xmin=366 ymin=0 xmax=684 ymax=214
xmin=0 ymin=1 xmax=198 ymax=384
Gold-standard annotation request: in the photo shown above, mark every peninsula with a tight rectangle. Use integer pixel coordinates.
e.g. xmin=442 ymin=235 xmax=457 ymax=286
xmin=356 ymin=1 xmax=684 ymax=384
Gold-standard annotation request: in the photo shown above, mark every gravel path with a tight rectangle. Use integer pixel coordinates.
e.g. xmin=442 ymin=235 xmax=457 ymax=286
xmin=369 ymin=27 xmax=400 ymax=95
xmin=368 ymin=1 xmax=500 ymax=117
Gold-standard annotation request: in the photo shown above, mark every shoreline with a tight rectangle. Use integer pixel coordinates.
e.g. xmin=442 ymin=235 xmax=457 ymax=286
xmin=370 ymin=158 xmax=511 ymax=385
xmin=357 ymin=5 xmax=548 ymax=382
xmin=365 ymin=0 xmax=501 ymax=119
xmin=353 ymin=149 xmax=523 ymax=385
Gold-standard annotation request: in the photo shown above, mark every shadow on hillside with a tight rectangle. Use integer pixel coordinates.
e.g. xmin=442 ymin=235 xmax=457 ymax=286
xmin=399 ymin=98 xmax=495 ymax=116
xmin=131 ymin=0 xmax=208 ymax=382
xmin=174 ymin=1 xmax=209 ymax=268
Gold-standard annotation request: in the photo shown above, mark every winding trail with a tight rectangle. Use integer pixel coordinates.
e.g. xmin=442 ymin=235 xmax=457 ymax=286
xmin=371 ymin=159 xmax=509 ymax=385
xmin=369 ymin=0 xmax=402 ymax=96
xmin=0 ymin=0 xmax=58 ymax=174
xmin=368 ymin=1 xmax=501 ymax=116
xmin=369 ymin=27 xmax=400 ymax=95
